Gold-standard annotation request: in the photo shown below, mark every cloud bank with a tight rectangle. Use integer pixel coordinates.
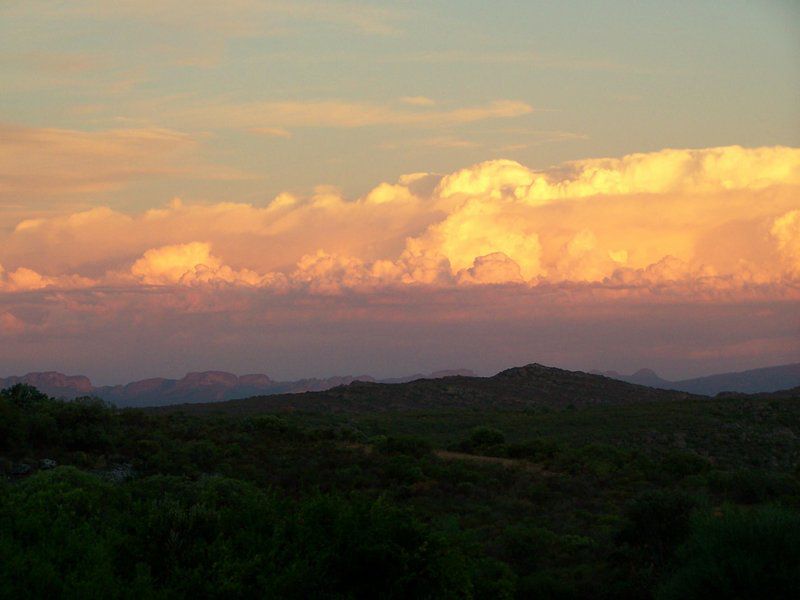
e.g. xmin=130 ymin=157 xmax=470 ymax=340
xmin=2 ymin=145 xmax=798 ymax=297
xmin=2 ymin=144 xmax=799 ymax=381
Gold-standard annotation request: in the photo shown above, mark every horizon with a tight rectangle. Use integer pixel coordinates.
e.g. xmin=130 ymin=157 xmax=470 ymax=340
xmin=3 ymin=357 xmax=798 ymax=389
xmin=1 ymin=1 xmax=799 ymax=384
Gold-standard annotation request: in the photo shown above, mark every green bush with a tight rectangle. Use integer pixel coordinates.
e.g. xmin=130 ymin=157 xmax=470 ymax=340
xmin=708 ymin=469 xmax=799 ymax=504
xmin=617 ymin=490 xmax=698 ymax=566
xmin=455 ymin=426 xmax=506 ymax=453
xmin=658 ymin=505 xmax=800 ymax=599
xmin=657 ymin=451 xmax=709 ymax=480
xmin=377 ymin=435 xmax=432 ymax=457
xmin=505 ymin=438 xmax=560 ymax=461
xmin=0 ymin=469 xmax=480 ymax=599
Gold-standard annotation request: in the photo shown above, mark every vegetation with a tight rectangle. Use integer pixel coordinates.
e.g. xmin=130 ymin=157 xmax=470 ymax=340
xmin=1 ymin=381 xmax=799 ymax=598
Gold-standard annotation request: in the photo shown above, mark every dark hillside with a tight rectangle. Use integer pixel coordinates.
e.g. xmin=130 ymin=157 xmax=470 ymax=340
xmin=155 ymin=363 xmax=704 ymax=416
xmin=2 ymin=374 xmax=799 ymax=598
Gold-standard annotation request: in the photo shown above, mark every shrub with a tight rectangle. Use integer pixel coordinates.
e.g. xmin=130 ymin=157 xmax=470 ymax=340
xmin=708 ymin=469 xmax=799 ymax=504
xmin=657 ymin=505 xmax=800 ymax=599
xmin=617 ymin=490 xmax=698 ymax=566
xmin=456 ymin=427 xmax=506 ymax=453
xmin=505 ymin=438 xmax=560 ymax=461
xmin=658 ymin=451 xmax=709 ymax=480
xmin=377 ymin=435 xmax=432 ymax=458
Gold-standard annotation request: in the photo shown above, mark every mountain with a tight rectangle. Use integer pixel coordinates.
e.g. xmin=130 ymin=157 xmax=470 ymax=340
xmin=154 ymin=363 xmax=704 ymax=416
xmin=0 ymin=368 xmax=475 ymax=407
xmin=6 ymin=362 xmax=796 ymax=408
xmin=598 ymin=363 xmax=800 ymax=396
xmin=0 ymin=372 xmax=94 ymax=399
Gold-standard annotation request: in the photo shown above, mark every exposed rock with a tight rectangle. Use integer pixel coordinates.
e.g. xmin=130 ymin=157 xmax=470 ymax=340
xmin=0 ymin=372 xmax=93 ymax=398
xmin=40 ymin=458 xmax=57 ymax=470
xmin=10 ymin=463 xmax=32 ymax=477
xmin=105 ymin=463 xmax=135 ymax=483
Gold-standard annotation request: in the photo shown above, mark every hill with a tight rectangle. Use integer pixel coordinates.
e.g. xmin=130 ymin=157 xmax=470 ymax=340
xmin=155 ymin=363 xmax=703 ymax=415
xmin=2 ymin=373 xmax=799 ymax=598
xmin=0 ymin=368 xmax=475 ymax=407
xmin=600 ymin=363 xmax=800 ymax=395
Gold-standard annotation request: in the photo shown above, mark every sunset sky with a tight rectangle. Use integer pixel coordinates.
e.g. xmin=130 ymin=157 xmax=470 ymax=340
xmin=1 ymin=1 xmax=799 ymax=384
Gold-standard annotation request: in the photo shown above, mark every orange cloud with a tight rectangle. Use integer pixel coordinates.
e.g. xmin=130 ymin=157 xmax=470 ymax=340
xmin=249 ymin=127 xmax=293 ymax=139
xmin=399 ymin=96 xmax=436 ymax=106
xmin=0 ymin=123 xmax=248 ymax=198
xmin=1 ymin=145 xmax=798 ymax=299
xmin=176 ymin=99 xmax=533 ymax=131
xmin=129 ymin=242 xmax=275 ymax=287
xmin=772 ymin=210 xmax=800 ymax=276
xmin=0 ymin=262 xmax=94 ymax=292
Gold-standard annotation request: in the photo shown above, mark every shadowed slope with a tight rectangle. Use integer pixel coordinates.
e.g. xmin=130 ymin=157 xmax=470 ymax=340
xmin=154 ymin=363 xmax=704 ymax=415
xmin=601 ymin=363 xmax=800 ymax=396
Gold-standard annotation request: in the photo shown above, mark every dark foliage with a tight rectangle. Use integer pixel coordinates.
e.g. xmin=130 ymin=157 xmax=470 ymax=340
xmin=1 ymin=383 xmax=799 ymax=598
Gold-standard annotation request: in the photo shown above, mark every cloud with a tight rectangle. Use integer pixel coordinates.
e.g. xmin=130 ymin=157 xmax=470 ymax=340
xmin=175 ymin=99 xmax=533 ymax=132
xmin=380 ymin=136 xmax=479 ymax=150
xmin=0 ymin=123 xmax=249 ymax=198
xmin=131 ymin=242 xmax=249 ymax=286
xmin=1 ymin=145 xmax=798 ymax=300
xmin=457 ymin=253 xmax=525 ymax=285
xmin=435 ymin=146 xmax=800 ymax=203
xmin=400 ymin=96 xmax=436 ymax=106
xmin=249 ymin=127 xmax=293 ymax=139
xmin=0 ymin=262 xmax=94 ymax=292
xmin=772 ymin=210 xmax=800 ymax=275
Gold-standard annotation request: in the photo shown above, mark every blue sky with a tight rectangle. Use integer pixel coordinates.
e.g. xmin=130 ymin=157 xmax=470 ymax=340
xmin=2 ymin=1 xmax=797 ymax=208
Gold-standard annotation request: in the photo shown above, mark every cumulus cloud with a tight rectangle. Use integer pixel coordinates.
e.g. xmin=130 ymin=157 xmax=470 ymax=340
xmin=0 ymin=262 xmax=94 ymax=292
xmin=772 ymin=210 xmax=800 ymax=276
xmin=435 ymin=146 xmax=800 ymax=203
xmin=1 ymin=145 xmax=798 ymax=299
xmin=130 ymin=242 xmax=259 ymax=286
xmin=457 ymin=253 xmax=525 ymax=285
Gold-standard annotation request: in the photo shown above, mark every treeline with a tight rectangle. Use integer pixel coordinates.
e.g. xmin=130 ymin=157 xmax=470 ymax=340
xmin=1 ymin=383 xmax=800 ymax=598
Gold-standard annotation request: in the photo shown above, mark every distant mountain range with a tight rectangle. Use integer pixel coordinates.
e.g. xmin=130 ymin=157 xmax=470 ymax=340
xmin=595 ymin=363 xmax=800 ymax=396
xmin=153 ymin=363 xmax=707 ymax=416
xmin=3 ymin=362 xmax=798 ymax=408
xmin=0 ymin=369 xmax=474 ymax=408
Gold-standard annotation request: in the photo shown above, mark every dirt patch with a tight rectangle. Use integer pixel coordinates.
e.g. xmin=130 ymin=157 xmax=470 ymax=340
xmin=434 ymin=450 xmax=552 ymax=475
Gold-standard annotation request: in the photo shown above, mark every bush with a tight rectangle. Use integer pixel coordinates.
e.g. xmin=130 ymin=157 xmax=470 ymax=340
xmin=377 ymin=435 xmax=432 ymax=458
xmin=505 ymin=438 xmax=560 ymax=461
xmin=658 ymin=505 xmax=800 ymax=599
xmin=708 ymin=469 xmax=799 ymax=504
xmin=456 ymin=427 xmax=506 ymax=453
xmin=0 ymin=470 xmax=481 ymax=598
xmin=617 ymin=490 xmax=698 ymax=566
xmin=246 ymin=414 xmax=290 ymax=434
xmin=658 ymin=451 xmax=709 ymax=480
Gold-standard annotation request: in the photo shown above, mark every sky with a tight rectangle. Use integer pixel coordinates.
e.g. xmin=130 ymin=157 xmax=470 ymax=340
xmin=1 ymin=1 xmax=799 ymax=384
